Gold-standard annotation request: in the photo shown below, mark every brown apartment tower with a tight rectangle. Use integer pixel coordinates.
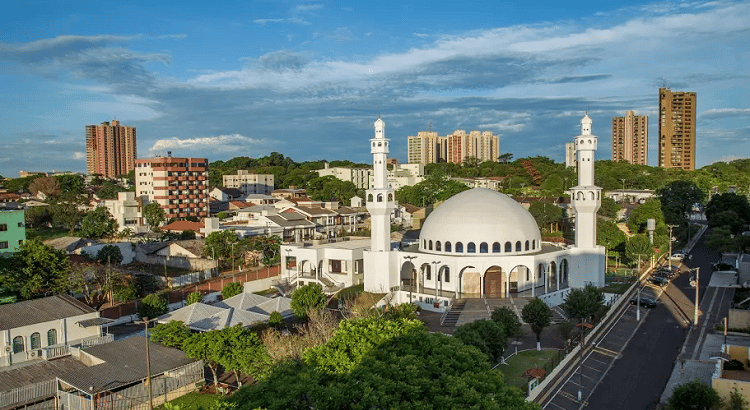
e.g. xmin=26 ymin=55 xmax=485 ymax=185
xmin=612 ymin=111 xmax=648 ymax=165
xmin=658 ymin=88 xmax=696 ymax=170
xmin=85 ymin=120 xmax=137 ymax=178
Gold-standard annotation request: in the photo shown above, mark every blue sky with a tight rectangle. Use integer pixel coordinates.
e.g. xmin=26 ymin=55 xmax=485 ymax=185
xmin=1 ymin=0 xmax=749 ymax=177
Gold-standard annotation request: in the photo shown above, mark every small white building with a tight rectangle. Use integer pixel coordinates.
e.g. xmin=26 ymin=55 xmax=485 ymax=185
xmin=101 ymin=191 xmax=148 ymax=233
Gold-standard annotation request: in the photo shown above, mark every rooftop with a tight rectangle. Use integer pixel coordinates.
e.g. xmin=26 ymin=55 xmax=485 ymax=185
xmin=0 ymin=295 xmax=95 ymax=331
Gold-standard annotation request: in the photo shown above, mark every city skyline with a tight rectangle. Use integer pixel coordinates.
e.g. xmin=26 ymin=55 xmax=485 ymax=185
xmin=1 ymin=0 xmax=749 ymax=177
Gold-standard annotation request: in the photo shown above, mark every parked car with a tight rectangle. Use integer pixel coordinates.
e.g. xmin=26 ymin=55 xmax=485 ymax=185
xmin=630 ymin=297 xmax=657 ymax=308
xmin=671 ymin=250 xmax=687 ymax=260
xmin=648 ymin=276 xmax=669 ymax=287
xmin=713 ymin=262 xmax=736 ymax=272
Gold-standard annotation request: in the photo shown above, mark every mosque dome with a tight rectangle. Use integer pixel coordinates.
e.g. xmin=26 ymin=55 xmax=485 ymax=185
xmin=418 ymin=188 xmax=542 ymax=256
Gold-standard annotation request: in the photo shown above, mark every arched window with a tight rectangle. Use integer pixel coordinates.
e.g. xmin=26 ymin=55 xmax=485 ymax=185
xmin=480 ymin=242 xmax=488 ymax=253
xmin=532 ymin=240 xmax=536 ymax=249
xmin=538 ymin=263 xmax=544 ymax=279
xmin=526 ymin=269 xmax=530 ymax=281
xmin=445 ymin=242 xmax=452 ymax=252
xmin=516 ymin=241 xmax=522 ymax=251
xmin=590 ymin=191 xmax=595 ymax=200
xmin=30 ymin=332 xmax=41 ymax=350
xmin=47 ymin=329 xmax=57 ymax=346
xmin=423 ymin=239 xmax=427 ymax=248
xmin=367 ymin=194 xmax=373 ymax=202
xmin=505 ymin=242 xmax=512 ymax=252
xmin=388 ymin=193 xmax=393 ymax=201
xmin=429 ymin=240 xmax=433 ymax=250
xmin=525 ymin=240 xmax=529 ymax=251
xmin=467 ymin=242 xmax=476 ymax=253
xmin=426 ymin=266 xmax=431 ymax=280
xmin=492 ymin=242 xmax=501 ymax=253
xmin=436 ymin=241 xmax=441 ymax=251
xmin=444 ymin=267 xmax=450 ymax=283
xmin=456 ymin=242 xmax=464 ymax=253
xmin=13 ymin=336 xmax=24 ymax=353
xmin=378 ymin=142 xmax=382 ymax=147
xmin=377 ymin=194 xmax=383 ymax=202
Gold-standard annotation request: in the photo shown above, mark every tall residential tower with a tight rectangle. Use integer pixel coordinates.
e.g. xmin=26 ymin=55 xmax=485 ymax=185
xmin=658 ymin=88 xmax=696 ymax=170
xmin=612 ymin=110 xmax=648 ymax=165
xmin=85 ymin=120 xmax=137 ymax=178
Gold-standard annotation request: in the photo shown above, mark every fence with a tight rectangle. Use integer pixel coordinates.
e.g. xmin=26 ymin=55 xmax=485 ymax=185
xmin=0 ymin=379 xmax=56 ymax=410
xmin=168 ymin=268 xmax=216 ymax=288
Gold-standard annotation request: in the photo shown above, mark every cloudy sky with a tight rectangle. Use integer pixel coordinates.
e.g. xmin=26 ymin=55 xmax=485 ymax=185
xmin=1 ymin=0 xmax=748 ymax=177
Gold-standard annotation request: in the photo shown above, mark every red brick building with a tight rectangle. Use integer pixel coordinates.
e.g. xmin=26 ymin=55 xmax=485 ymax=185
xmin=135 ymin=155 xmax=209 ymax=220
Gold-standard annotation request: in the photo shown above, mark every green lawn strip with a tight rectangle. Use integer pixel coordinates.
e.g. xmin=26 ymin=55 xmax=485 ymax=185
xmin=26 ymin=228 xmax=75 ymax=241
xmin=156 ymin=391 xmax=221 ymax=410
xmin=497 ymin=349 xmax=560 ymax=392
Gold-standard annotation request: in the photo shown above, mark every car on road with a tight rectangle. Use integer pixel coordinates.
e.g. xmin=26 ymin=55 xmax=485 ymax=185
xmin=648 ymin=276 xmax=669 ymax=287
xmin=655 ymin=265 xmax=679 ymax=278
xmin=670 ymin=250 xmax=687 ymax=260
xmin=630 ymin=297 xmax=657 ymax=308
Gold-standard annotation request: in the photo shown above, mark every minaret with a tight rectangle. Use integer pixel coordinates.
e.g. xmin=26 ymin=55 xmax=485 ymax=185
xmin=571 ymin=114 xmax=601 ymax=249
xmin=366 ymin=117 xmax=395 ymax=252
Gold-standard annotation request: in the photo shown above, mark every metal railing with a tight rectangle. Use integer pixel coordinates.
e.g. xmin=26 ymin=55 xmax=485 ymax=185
xmin=0 ymin=379 xmax=56 ymax=409
xmin=79 ymin=334 xmax=114 ymax=348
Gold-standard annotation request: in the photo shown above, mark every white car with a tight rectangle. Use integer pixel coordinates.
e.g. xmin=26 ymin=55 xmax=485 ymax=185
xmin=670 ymin=250 xmax=687 ymax=260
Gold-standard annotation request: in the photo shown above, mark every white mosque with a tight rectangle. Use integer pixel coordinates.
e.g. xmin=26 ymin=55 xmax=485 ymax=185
xmin=281 ymin=115 xmax=605 ymax=309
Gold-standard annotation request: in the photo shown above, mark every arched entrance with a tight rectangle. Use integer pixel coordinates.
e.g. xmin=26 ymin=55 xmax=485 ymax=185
xmin=510 ymin=265 xmax=530 ymax=294
xmin=560 ymin=259 xmax=569 ymax=288
xmin=460 ymin=266 xmax=480 ymax=298
xmin=400 ymin=262 xmax=416 ymax=292
xmin=484 ymin=266 xmax=505 ymax=298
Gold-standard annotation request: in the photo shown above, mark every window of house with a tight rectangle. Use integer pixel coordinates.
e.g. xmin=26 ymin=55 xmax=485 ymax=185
xmin=455 ymin=242 xmax=463 ymax=253
xmin=48 ymin=329 xmax=57 ymax=346
xmin=0 ymin=242 xmax=8 ymax=249
xmin=505 ymin=242 xmax=512 ymax=252
xmin=30 ymin=333 xmax=41 ymax=350
xmin=445 ymin=242 xmax=452 ymax=252
xmin=0 ymin=224 xmax=6 ymax=231
xmin=493 ymin=242 xmax=501 ymax=253
xmin=329 ymin=259 xmax=343 ymax=273
xmin=426 ymin=267 xmax=431 ymax=280
xmin=480 ymin=243 xmax=488 ymax=253
xmin=467 ymin=242 xmax=475 ymax=253
xmin=429 ymin=240 xmax=433 ymax=250
xmin=18 ymin=222 xmax=23 ymax=227
xmin=444 ymin=267 xmax=450 ymax=283
xmin=13 ymin=336 xmax=24 ymax=353
xmin=516 ymin=241 xmax=522 ymax=251
xmin=286 ymin=256 xmax=297 ymax=269
xmin=436 ymin=241 xmax=441 ymax=251
xmin=525 ymin=240 xmax=530 ymax=251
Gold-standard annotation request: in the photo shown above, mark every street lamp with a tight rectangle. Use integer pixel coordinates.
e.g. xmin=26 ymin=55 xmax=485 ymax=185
xmin=576 ymin=320 xmax=593 ymax=402
xmin=134 ymin=317 xmax=159 ymax=410
xmin=403 ymin=255 xmax=417 ymax=303
xmin=667 ymin=224 xmax=677 ymax=262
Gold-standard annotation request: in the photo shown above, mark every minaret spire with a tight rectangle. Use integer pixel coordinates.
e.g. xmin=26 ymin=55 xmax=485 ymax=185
xmin=571 ymin=114 xmax=601 ymax=249
xmin=366 ymin=116 xmax=395 ymax=253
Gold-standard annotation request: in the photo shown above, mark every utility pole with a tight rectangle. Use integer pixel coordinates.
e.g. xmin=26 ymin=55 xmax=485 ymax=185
xmin=134 ymin=317 xmax=158 ymax=410
xmin=667 ymin=224 xmax=678 ymax=264
xmin=694 ymin=267 xmax=700 ymax=326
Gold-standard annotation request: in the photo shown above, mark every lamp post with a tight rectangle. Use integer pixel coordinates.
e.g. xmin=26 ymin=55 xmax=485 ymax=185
xmin=667 ymin=224 xmax=677 ymax=263
xmin=134 ymin=317 xmax=159 ymax=410
xmin=693 ymin=267 xmax=700 ymax=326
xmin=404 ymin=255 xmax=417 ymax=303
xmin=576 ymin=320 xmax=593 ymax=402
xmin=432 ymin=261 xmax=441 ymax=300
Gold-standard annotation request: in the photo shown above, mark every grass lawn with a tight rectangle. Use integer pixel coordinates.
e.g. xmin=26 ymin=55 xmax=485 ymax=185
xmin=601 ymin=282 xmax=633 ymax=294
xmin=26 ymin=227 xmax=75 ymax=242
xmin=156 ymin=391 xmax=221 ymax=410
xmin=497 ymin=349 xmax=562 ymax=392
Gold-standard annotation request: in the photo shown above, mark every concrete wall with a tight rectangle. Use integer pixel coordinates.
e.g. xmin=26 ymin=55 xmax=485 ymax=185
xmin=728 ymin=308 xmax=750 ymax=329
xmin=80 ymin=242 xmax=135 ymax=264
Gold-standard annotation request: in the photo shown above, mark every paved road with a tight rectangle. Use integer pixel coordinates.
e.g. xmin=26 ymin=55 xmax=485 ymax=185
xmin=583 ymin=227 xmax=722 ymax=409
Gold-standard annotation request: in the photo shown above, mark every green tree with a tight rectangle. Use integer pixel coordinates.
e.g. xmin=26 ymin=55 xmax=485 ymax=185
xmin=183 ymin=331 xmax=223 ymax=389
xmin=598 ymin=196 xmax=621 ymax=219
xmin=540 ymin=174 xmax=564 ymax=196
xmin=625 ymin=234 xmax=654 ymax=264
xmin=0 ymin=238 xmax=71 ymax=299
xmin=453 ymin=319 xmax=507 ymax=364
xmin=205 ymin=230 xmax=240 ymax=260
xmin=521 ymin=298 xmax=552 ymax=351
xmin=303 ymin=316 xmax=424 ymax=374
xmin=56 ymin=174 xmax=85 ymax=194
xmin=150 ymin=321 xmax=191 ymax=349
xmin=498 ymin=152 xmax=514 ymax=163
xmin=50 ymin=194 xmax=87 ymax=234
xmin=725 ymin=387 xmax=749 ymax=410
xmin=627 ymin=198 xmax=664 ymax=234
xmin=186 ymin=291 xmax=203 ymax=305
xmin=268 ymin=311 xmax=283 ymax=327
xmin=143 ymin=202 xmax=166 ymax=231
xmin=667 ymin=380 xmax=721 ymax=410
xmin=394 ymin=173 xmax=469 ymax=206
xmin=222 ymin=282 xmax=244 ymax=300
xmin=561 ymin=284 xmax=605 ymax=323
xmin=24 ymin=206 xmax=53 ymax=229
xmin=29 ymin=176 xmax=61 ymax=198
xmin=306 ymin=175 xmax=360 ymax=203
xmin=245 ymin=235 xmax=282 ymax=266
xmin=659 ymin=180 xmax=705 ymax=225
xmin=491 ymin=306 xmax=523 ymax=339
xmin=528 ymin=201 xmax=563 ymax=231
xmin=597 ymin=219 xmax=627 ymax=257
xmin=708 ymin=210 xmax=743 ymax=234
xmin=706 ymin=226 xmax=738 ymax=253
xmin=290 ymin=283 xmax=326 ymax=319
xmin=217 ymin=325 xmax=273 ymax=386
xmin=96 ymin=245 xmax=123 ymax=265
xmin=706 ymin=193 xmax=750 ymax=226
xmin=139 ymin=293 xmax=168 ymax=319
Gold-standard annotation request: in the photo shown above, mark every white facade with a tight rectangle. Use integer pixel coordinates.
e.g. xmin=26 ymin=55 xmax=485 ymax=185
xmin=102 ymin=191 xmax=148 ymax=233
xmin=565 ymin=141 xmax=577 ymax=168
xmin=317 ymin=164 xmax=373 ymax=190
xmin=223 ymin=171 xmax=274 ymax=195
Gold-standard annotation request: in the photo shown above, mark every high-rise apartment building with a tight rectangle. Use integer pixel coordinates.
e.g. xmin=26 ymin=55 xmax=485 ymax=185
xmin=658 ymin=88 xmax=696 ymax=170
xmin=223 ymin=170 xmax=275 ymax=195
xmin=407 ymin=131 xmax=444 ymax=164
xmin=135 ymin=156 xmax=209 ymax=220
xmin=85 ymin=120 xmax=137 ymax=178
xmin=612 ymin=110 xmax=648 ymax=165
xmin=565 ymin=142 xmax=577 ymax=168
xmin=446 ymin=130 xmax=499 ymax=164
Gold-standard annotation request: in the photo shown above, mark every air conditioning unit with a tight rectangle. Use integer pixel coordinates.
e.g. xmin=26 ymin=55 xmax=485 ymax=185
xmin=29 ymin=351 xmax=36 ymax=357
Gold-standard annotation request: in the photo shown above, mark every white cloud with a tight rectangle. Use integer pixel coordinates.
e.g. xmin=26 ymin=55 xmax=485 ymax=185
xmin=253 ymin=18 xmax=284 ymax=25
xmin=73 ymin=152 xmax=85 ymax=159
xmin=148 ymin=134 xmax=267 ymax=155
xmin=294 ymin=4 xmax=324 ymax=12
xmin=702 ymin=108 xmax=750 ymax=117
